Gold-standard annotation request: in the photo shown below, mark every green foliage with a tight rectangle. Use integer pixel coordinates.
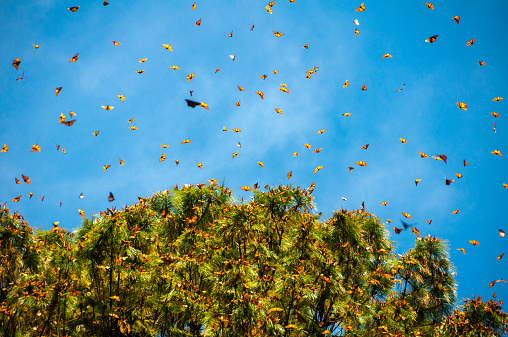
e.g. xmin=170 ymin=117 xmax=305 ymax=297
xmin=0 ymin=183 xmax=506 ymax=336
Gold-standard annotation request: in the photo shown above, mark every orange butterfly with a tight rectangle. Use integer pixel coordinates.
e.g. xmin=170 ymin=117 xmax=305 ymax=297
xmin=317 ymin=129 xmax=326 ymax=134
xmin=354 ymin=28 xmax=359 ymax=36
xmin=313 ymin=148 xmax=322 ymax=153
xmin=419 ymin=151 xmax=428 ymax=158
xmin=456 ymin=102 xmax=468 ymax=110
xmin=68 ymin=6 xmax=80 ymax=12
xmin=69 ymin=53 xmax=79 ymax=62
xmin=394 ymin=227 xmax=403 ymax=234
xmin=228 ymin=31 xmax=233 ymax=37
xmin=425 ymin=2 xmax=434 ymax=9
xmin=215 ymin=68 xmax=221 ymax=73
xmin=111 ymin=39 xmax=121 ymax=46
xmin=175 ymin=160 xmax=180 ymax=165
xmin=103 ymin=165 xmax=111 ymax=172
xmin=314 ymin=166 xmax=323 ymax=173
xmin=362 ymin=83 xmax=367 ymax=90
xmin=31 ymin=144 xmax=41 ymax=152
xmin=275 ymin=108 xmax=283 ymax=114
xmin=129 ymin=126 xmax=138 ymax=130
xmin=452 ymin=16 xmax=460 ymax=24
xmin=250 ymin=24 xmax=255 ymax=31
xmin=479 ymin=61 xmax=485 ymax=66
xmin=241 ymin=186 xmax=252 ymax=191
xmin=436 ymin=154 xmax=447 ymax=163
xmin=273 ymin=31 xmax=284 ymax=37
xmin=463 ymin=159 xmax=470 ymax=166
xmin=491 ymin=112 xmax=500 ymax=117
xmin=15 ymin=177 xmax=21 ymax=184
xmin=108 ymin=192 xmax=115 ymax=202
xmin=195 ymin=19 xmax=201 ymax=26
xmin=402 ymin=213 xmax=412 ymax=219
xmin=469 ymin=240 xmax=479 ymax=245
xmin=380 ymin=201 xmax=389 ymax=206
xmin=78 ymin=209 xmax=85 ymax=218
xmin=451 ymin=209 xmax=460 ymax=214
xmin=232 ymin=153 xmax=240 ymax=158
xmin=303 ymin=43 xmax=309 ymax=49
xmin=16 ymin=72 xmax=24 ymax=81
xmin=445 ymin=178 xmax=454 ymax=185
xmin=1 ymin=143 xmax=8 ymax=152
xmin=33 ymin=44 xmax=40 ymax=49
xmin=361 ymin=144 xmax=369 ymax=149
xmin=62 ymin=120 xmax=76 ymax=126
xmin=55 ymin=87 xmax=62 ymax=96
xmin=162 ymin=44 xmax=172 ymax=51
xmin=169 ymin=65 xmax=180 ymax=70
xmin=427 ymin=219 xmax=432 ymax=224
xmin=497 ymin=253 xmax=504 ymax=261
xmin=466 ymin=38 xmax=476 ymax=46
xmin=382 ymin=53 xmax=392 ymax=59
xmin=92 ymin=131 xmax=100 ymax=136
xmin=235 ymin=101 xmax=240 ymax=107
xmin=355 ymin=3 xmax=365 ymax=11
xmin=287 ymin=170 xmax=292 ymax=179
xmin=425 ymin=35 xmax=438 ymax=43
xmin=491 ymin=150 xmax=502 ymax=156
xmin=399 ymin=138 xmax=407 ymax=143
xmin=348 ymin=166 xmax=354 ymax=172
xmin=13 ymin=58 xmax=20 ymax=70
xmin=186 ymin=74 xmax=194 ymax=82
xmin=159 ymin=153 xmax=166 ymax=162
xmin=260 ymin=74 xmax=267 ymax=80
xmin=191 ymin=2 xmax=196 ymax=9
xmin=181 ymin=140 xmax=192 ymax=144
xmin=232 ymin=128 xmax=242 ymax=133
xmin=500 ymin=229 xmax=506 ymax=237
xmin=139 ymin=58 xmax=147 ymax=63
xmin=27 ymin=193 xmax=33 ymax=198
xmin=255 ymin=91 xmax=264 ymax=99
xmin=279 ymin=87 xmax=290 ymax=94
xmin=136 ymin=70 xmax=145 ymax=74
xmin=119 ymin=159 xmax=124 ymax=166
xmin=303 ymin=143 xmax=311 ymax=149
xmin=457 ymin=248 xmax=466 ymax=255
xmin=12 ymin=195 xmax=22 ymax=202
xmin=238 ymin=85 xmax=245 ymax=91
xmin=197 ymin=162 xmax=203 ymax=168
xmin=355 ymin=161 xmax=367 ymax=166
xmin=455 ymin=173 xmax=463 ymax=178
xmin=415 ymin=179 xmax=421 ymax=186
xmin=343 ymin=80 xmax=349 ymax=88
xmin=353 ymin=19 xmax=359 ymax=25
xmin=493 ymin=97 xmax=503 ymax=101
xmin=257 ymin=162 xmax=264 ymax=168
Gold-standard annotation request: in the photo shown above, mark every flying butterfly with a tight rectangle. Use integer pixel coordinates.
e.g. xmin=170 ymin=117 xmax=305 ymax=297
xmin=273 ymin=31 xmax=284 ymax=37
xmin=162 ymin=44 xmax=172 ymax=51
xmin=1 ymin=143 xmax=8 ymax=152
xmin=425 ymin=35 xmax=438 ymax=43
xmin=355 ymin=3 xmax=365 ymax=11
xmin=12 ymin=195 xmax=22 ymax=202
xmin=500 ymin=229 xmax=506 ymax=237
xmin=343 ymin=80 xmax=349 ymax=88
xmin=68 ymin=6 xmax=80 ymax=12
xmin=425 ymin=2 xmax=434 ymax=9
xmin=16 ymin=72 xmax=24 ymax=81
xmin=361 ymin=144 xmax=369 ymax=149
xmin=314 ymin=166 xmax=324 ymax=173
xmin=287 ymin=170 xmax=292 ymax=179
xmin=317 ymin=129 xmax=326 ymax=134
xmin=169 ymin=65 xmax=180 ymax=70
xmin=362 ymin=83 xmax=367 ymax=90
xmin=275 ymin=108 xmax=283 ymax=114
xmin=469 ymin=240 xmax=479 ymax=246
xmin=396 ymin=84 xmax=405 ymax=92
xmin=380 ymin=201 xmax=389 ymax=206
xmin=187 ymin=73 xmax=194 ymax=82
xmin=394 ymin=227 xmax=403 ymax=234
xmin=255 ymin=91 xmax=264 ymax=99
xmin=33 ymin=44 xmax=40 ymax=49
xmin=455 ymin=173 xmax=463 ymax=179
xmin=466 ymin=38 xmax=476 ymax=46
xmin=118 ymin=95 xmax=125 ymax=102
xmin=228 ymin=31 xmax=233 ymax=37
xmin=136 ymin=70 xmax=145 ymax=74
xmin=355 ymin=28 xmax=359 ymax=36
xmin=103 ymin=165 xmax=111 ymax=172
xmin=31 ymin=144 xmax=41 ymax=152
xmin=457 ymin=248 xmax=466 ymax=255
xmin=399 ymin=138 xmax=407 ymax=143
xmin=159 ymin=153 xmax=166 ymax=162
xmin=493 ymin=97 xmax=503 ymax=101
xmin=55 ymin=87 xmax=62 ymax=96
xmin=69 ymin=53 xmax=79 ymax=62
xmin=111 ymin=39 xmax=121 ymax=46
xmin=479 ymin=61 xmax=485 ymax=66
xmin=497 ymin=254 xmax=504 ymax=261
xmin=232 ymin=128 xmax=242 ymax=133
xmin=303 ymin=43 xmax=308 ymax=49
xmin=139 ymin=58 xmax=147 ymax=63
xmin=235 ymin=101 xmax=241 ymax=107
xmin=382 ymin=53 xmax=392 ymax=59
xmin=15 ymin=177 xmax=21 ymax=184
xmin=108 ymin=192 xmax=115 ymax=202
xmin=185 ymin=99 xmax=201 ymax=107
xmin=419 ymin=151 xmax=428 ymax=158
xmin=491 ymin=112 xmax=500 ymax=117
xmin=445 ymin=178 xmax=454 ymax=185
xmin=257 ymin=162 xmax=265 ymax=168
xmin=191 ymin=2 xmax=196 ymax=9
xmin=13 ymin=58 xmax=20 ymax=70
xmin=463 ymin=159 xmax=470 ymax=166
xmin=129 ymin=126 xmax=138 ymax=130
xmin=452 ymin=16 xmax=460 ymax=24
xmin=415 ymin=179 xmax=421 ymax=186
xmin=451 ymin=209 xmax=460 ymax=214
xmin=355 ymin=161 xmax=367 ymax=166
xmin=241 ymin=186 xmax=252 ymax=191
xmin=427 ymin=219 xmax=432 ymax=224
xmin=491 ymin=150 xmax=502 ymax=156
xmin=92 ymin=131 xmax=100 ymax=136
xmin=313 ymin=148 xmax=322 ymax=153
xmin=402 ymin=213 xmax=412 ymax=219
xmin=101 ymin=105 xmax=114 ymax=110
xmin=181 ymin=140 xmax=192 ymax=144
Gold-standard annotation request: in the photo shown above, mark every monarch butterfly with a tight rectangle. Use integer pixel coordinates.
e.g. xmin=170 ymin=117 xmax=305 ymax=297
xmin=362 ymin=83 xmax=367 ymax=90
xmin=394 ymin=227 xmax=402 ymax=234
xmin=117 ymin=95 xmax=125 ymax=102
xmin=303 ymin=43 xmax=308 ymax=49
xmin=343 ymin=80 xmax=349 ymax=88
xmin=92 ymin=131 xmax=100 ymax=136
xmin=31 ymin=144 xmax=41 ymax=152
xmin=479 ymin=61 xmax=485 ymax=66
xmin=55 ymin=87 xmax=62 ymax=96
xmin=232 ymin=128 xmax=241 ymax=133
xmin=111 ymin=39 xmax=121 ymax=46
xmin=215 ymin=68 xmax=221 ymax=73
xmin=129 ymin=126 xmax=138 ymax=130
xmin=415 ymin=179 xmax=421 ymax=186
xmin=257 ymin=162 xmax=264 ymax=168
xmin=491 ymin=113 xmax=500 ymax=117
xmin=355 ymin=3 xmax=365 ymax=11
xmin=159 ymin=153 xmax=166 ymax=162
xmin=232 ymin=153 xmax=240 ymax=158
xmin=313 ymin=148 xmax=322 ymax=153
xmin=355 ymin=161 xmax=367 ymax=166
xmin=69 ymin=53 xmax=78 ymax=62
xmin=68 ymin=6 xmax=79 ymax=12
xmin=402 ymin=213 xmax=412 ymax=219
xmin=396 ymin=84 xmax=405 ymax=92
xmin=101 ymin=105 xmax=114 ymax=110
xmin=33 ymin=44 xmax=40 ymax=49
xmin=195 ymin=19 xmax=201 ymax=26
xmin=273 ymin=31 xmax=284 ymax=37
xmin=241 ymin=186 xmax=252 ymax=191
xmin=175 ymin=160 xmax=180 ymax=165
xmin=103 ymin=165 xmax=111 ymax=172
xmin=162 ymin=44 xmax=172 ymax=51
xmin=466 ymin=38 xmax=476 ymax=46
xmin=108 ymin=192 xmax=115 ymax=202
xmin=399 ymin=138 xmax=407 ymax=143
xmin=348 ymin=166 xmax=354 ymax=172
xmin=445 ymin=178 xmax=454 ymax=185
xmin=419 ymin=151 xmax=428 ymax=158
xmin=16 ymin=72 xmax=24 ymax=81
xmin=229 ymin=55 xmax=235 ymax=60
xmin=452 ymin=16 xmax=459 ymax=24
xmin=1 ymin=143 xmax=8 ymax=152
xmin=456 ymin=102 xmax=468 ymax=110
xmin=469 ymin=240 xmax=479 ymax=245
xmin=500 ymin=229 xmax=506 ymax=237
xmin=13 ymin=58 xmax=20 ymax=70
xmin=222 ymin=126 xmax=227 ymax=131
xmin=139 ymin=58 xmax=147 ymax=63
xmin=491 ymin=150 xmax=502 ymax=156
xmin=275 ymin=108 xmax=283 ymax=114
xmin=293 ymin=152 xmax=299 ymax=156
xmin=79 ymin=193 xmax=84 ymax=198
xmin=457 ymin=248 xmax=466 ymax=254
xmin=191 ymin=2 xmax=196 ymax=9
xmin=493 ymin=97 xmax=503 ymax=101
xmin=411 ymin=227 xmax=419 ymax=236
xmin=303 ymin=143 xmax=311 ymax=149
xmin=380 ymin=201 xmax=389 ymax=206
xmin=287 ymin=170 xmax=292 ymax=179
xmin=497 ymin=253 xmax=504 ymax=261
xmin=181 ymin=140 xmax=192 ymax=144
xmin=353 ymin=19 xmax=359 ymax=25
xmin=169 ymin=65 xmax=180 ymax=70
xmin=27 ymin=193 xmax=33 ymax=198
xmin=425 ymin=35 xmax=438 ymax=43
xmin=425 ymin=2 xmax=434 ymax=9
xmin=62 ymin=120 xmax=76 ymax=126
xmin=463 ymin=159 xmax=470 ymax=166
xmin=15 ymin=177 xmax=21 ymax=184
xmin=317 ymin=129 xmax=326 ymax=134
xmin=437 ymin=154 xmax=447 ymax=163
xmin=451 ymin=209 xmax=460 ymax=214
xmin=455 ymin=173 xmax=463 ymax=178
xmin=427 ymin=219 xmax=432 ymax=224
xmin=136 ymin=70 xmax=145 ymax=74
xmin=250 ymin=24 xmax=254 ymax=31
xmin=160 ymin=145 xmax=169 ymax=148
xmin=279 ymin=87 xmax=290 ymax=94
xmin=228 ymin=31 xmax=233 ymax=37
xmin=12 ymin=195 xmax=22 ymax=202
xmin=355 ymin=28 xmax=359 ymax=36
xmin=260 ymin=74 xmax=267 ymax=80
xmin=103 ymin=0 xmax=109 ymax=5
xmin=238 ymin=85 xmax=244 ymax=91
xmin=314 ymin=166 xmax=323 ymax=173
xmin=78 ymin=209 xmax=85 ymax=218
xmin=255 ymin=91 xmax=264 ymax=99
xmin=382 ymin=53 xmax=392 ymax=59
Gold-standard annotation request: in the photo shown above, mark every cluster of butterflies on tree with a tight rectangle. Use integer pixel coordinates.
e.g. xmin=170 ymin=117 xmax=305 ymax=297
xmin=2 ymin=1 xmax=506 ymax=297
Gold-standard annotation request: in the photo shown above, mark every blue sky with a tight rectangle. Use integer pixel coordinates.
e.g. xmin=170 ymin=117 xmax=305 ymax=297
xmin=1 ymin=1 xmax=507 ymax=306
